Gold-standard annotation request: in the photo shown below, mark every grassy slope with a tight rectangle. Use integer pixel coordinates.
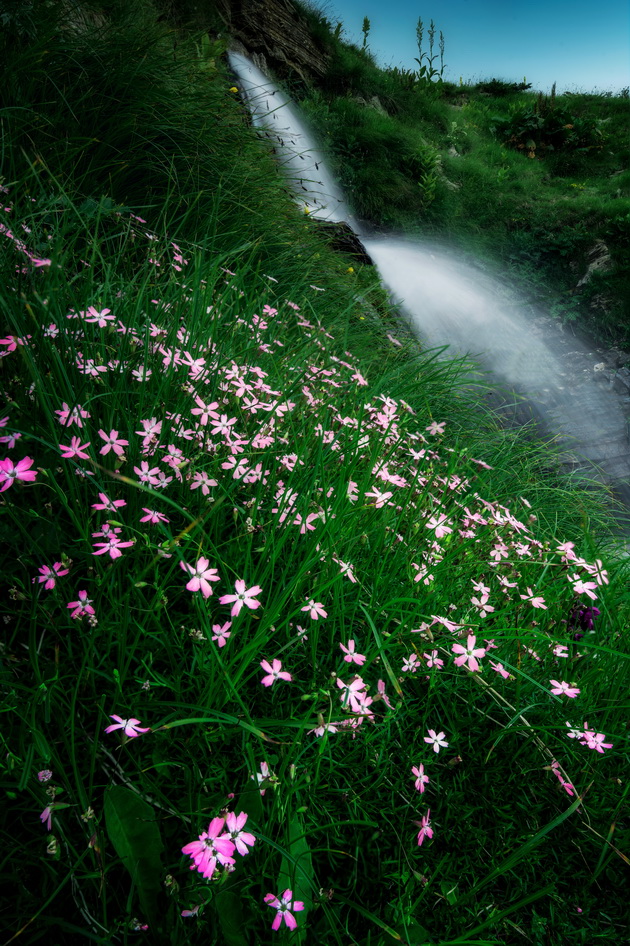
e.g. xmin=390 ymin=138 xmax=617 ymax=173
xmin=0 ymin=3 xmax=629 ymax=944
xmin=289 ymin=3 xmax=630 ymax=346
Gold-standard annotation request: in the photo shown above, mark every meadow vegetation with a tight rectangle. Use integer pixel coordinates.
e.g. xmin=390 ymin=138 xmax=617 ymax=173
xmin=0 ymin=2 xmax=629 ymax=944
xmin=292 ymin=2 xmax=630 ymax=345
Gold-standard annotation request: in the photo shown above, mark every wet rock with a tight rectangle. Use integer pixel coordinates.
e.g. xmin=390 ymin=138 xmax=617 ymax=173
xmin=313 ymin=220 xmax=373 ymax=266
xmin=576 ymin=240 xmax=613 ymax=288
xmin=215 ymin=0 xmax=330 ymax=82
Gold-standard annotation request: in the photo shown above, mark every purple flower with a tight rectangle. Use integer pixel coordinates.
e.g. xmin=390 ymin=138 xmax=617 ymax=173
xmin=264 ymin=889 xmax=305 ymax=931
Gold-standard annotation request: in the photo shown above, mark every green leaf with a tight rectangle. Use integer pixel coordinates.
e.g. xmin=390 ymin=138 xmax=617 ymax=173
xmin=278 ymin=813 xmax=315 ymax=944
xmin=104 ymin=786 xmax=165 ymax=933
xmin=214 ymin=888 xmax=250 ymax=946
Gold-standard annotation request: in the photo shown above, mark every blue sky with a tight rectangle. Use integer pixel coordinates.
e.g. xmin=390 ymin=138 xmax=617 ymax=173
xmin=315 ymin=0 xmax=630 ymax=93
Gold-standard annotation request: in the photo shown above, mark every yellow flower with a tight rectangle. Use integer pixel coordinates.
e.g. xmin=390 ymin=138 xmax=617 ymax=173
xmin=346 ymin=266 xmax=354 ymax=273
xmin=303 ymin=206 xmax=310 ymax=215
xmin=229 ymin=86 xmax=238 ymax=93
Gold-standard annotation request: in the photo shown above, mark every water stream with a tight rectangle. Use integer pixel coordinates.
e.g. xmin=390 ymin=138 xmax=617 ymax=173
xmin=228 ymin=52 xmax=630 ymax=522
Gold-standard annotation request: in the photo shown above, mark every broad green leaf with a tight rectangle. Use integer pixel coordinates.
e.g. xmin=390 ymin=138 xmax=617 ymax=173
xmin=278 ymin=813 xmax=315 ymax=944
xmin=104 ymin=786 xmax=165 ymax=933
xmin=214 ymin=888 xmax=250 ymax=946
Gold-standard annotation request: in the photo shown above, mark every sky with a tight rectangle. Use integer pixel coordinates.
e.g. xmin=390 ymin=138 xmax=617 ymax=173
xmin=314 ymin=0 xmax=630 ymax=93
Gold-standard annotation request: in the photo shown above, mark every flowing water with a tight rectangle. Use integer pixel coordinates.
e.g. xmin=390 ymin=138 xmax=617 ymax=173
xmin=228 ymin=52 xmax=630 ymax=522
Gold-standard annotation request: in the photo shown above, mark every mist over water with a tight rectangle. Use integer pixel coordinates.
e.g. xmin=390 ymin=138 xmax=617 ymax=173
xmin=228 ymin=53 xmax=630 ymax=514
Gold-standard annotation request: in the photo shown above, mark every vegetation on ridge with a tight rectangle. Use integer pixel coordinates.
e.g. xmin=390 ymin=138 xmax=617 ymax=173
xmin=292 ymin=1 xmax=630 ymax=346
xmin=0 ymin=2 xmax=628 ymax=944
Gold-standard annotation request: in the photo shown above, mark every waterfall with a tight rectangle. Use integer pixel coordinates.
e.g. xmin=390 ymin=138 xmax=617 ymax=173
xmin=228 ymin=52 xmax=630 ymax=514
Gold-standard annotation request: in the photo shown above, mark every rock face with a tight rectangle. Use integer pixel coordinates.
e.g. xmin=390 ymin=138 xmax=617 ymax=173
xmin=214 ymin=0 xmax=329 ymax=82
xmin=576 ymin=240 xmax=613 ymax=288
xmin=312 ymin=220 xmax=373 ymax=266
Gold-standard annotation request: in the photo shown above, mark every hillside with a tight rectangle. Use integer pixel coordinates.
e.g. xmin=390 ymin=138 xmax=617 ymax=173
xmin=0 ymin=2 xmax=628 ymax=944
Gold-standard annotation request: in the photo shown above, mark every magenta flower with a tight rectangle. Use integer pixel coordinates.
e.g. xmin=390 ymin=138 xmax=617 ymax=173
xmin=219 ymin=579 xmax=262 ymax=617
xmin=412 ymin=764 xmax=429 ymax=793
xmin=67 ymin=590 xmax=95 ymax=619
xmin=182 ymin=817 xmax=235 ymax=880
xmin=490 ymin=661 xmax=511 ymax=679
xmin=424 ymin=729 xmax=449 ymax=753
xmin=33 ymin=562 xmax=69 ymax=590
xmin=222 ymin=811 xmax=256 ymax=856
xmin=550 ymin=680 xmax=580 ymax=698
xmin=416 ymin=809 xmax=434 ymax=846
xmin=40 ymin=806 xmax=53 ymax=831
xmin=264 ymin=889 xmax=305 ymax=931
xmin=0 ymin=456 xmax=38 ymax=491
xmin=59 ymin=436 xmax=91 ymax=460
xmin=104 ymin=715 xmax=150 ymax=738
xmin=452 ymin=634 xmax=486 ymax=672
xmin=301 ymin=598 xmax=327 ymax=620
xmin=426 ymin=513 xmax=452 ymax=538
xmin=180 ymin=557 xmax=220 ymax=598
xmin=38 ymin=769 xmax=53 ymax=783
xmin=92 ymin=534 xmax=135 ymax=560
xmin=260 ymin=658 xmax=292 ymax=687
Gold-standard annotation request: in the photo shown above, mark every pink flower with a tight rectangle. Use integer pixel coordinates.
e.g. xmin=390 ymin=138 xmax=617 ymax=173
xmin=33 ymin=562 xmax=69 ymax=590
xmin=519 ymin=587 xmax=547 ymax=609
xmin=180 ymin=558 xmax=220 ymax=598
xmin=260 ymin=658 xmax=292 ymax=687
xmin=211 ymin=621 xmax=232 ymax=647
xmin=38 ymin=769 xmax=53 ymax=783
xmin=490 ymin=661 xmax=511 ymax=679
xmin=0 ymin=456 xmax=38 ymax=491
xmin=222 ymin=811 xmax=256 ymax=856
xmin=98 ymin=429 xmax=129 ymax=456
xmin=182 ymin=817 xmax=235 ymax=880
xmin=104 ymin=715 xmax=150 ymax=738
xmin=301 ymin=598 xmax=327 ymax=620
xmin=569 ymin=574 xmax=598 ymax=601
xmin=264 ymin=889 xmax=305 ymax=931
xmin=339 ymin=639 xmax=366 ymax=665
xmin=412 ymin=764 xmax=429 ymax=793
xmin=140 ymin=508 xmax=169 ymax=524
xmin=219 ymin=580 xmax=262 ymax=617
xmin=67 ymin=590 xmax=95 ymax=619
xmin=423 ymin=650 xmax=444 ymax=670
xmin=59 ymin=436 xmax=91 ymax=460
xmin=584 ymin=731 xmax=613 ymax=753
xmin=416 ymin=809 xmax=434 ymax=846
xmin=424 ymin=729 xmax=449 ymax=753
xmin=54 ymin=402 xmax=90 ymax=428
xmin=426 ymin=513 xmax=452 ymax=538
xmin=91 ymin=492 xmax=126 ymax=512
xmin=92 ymin=535 xmax=135 ymax=560
xmin=452 ymin=634 xmax=486 ymax=672
xmin=40 ymin=806 xmax=53 ymax=831
xmin=550 ymin=680 xmax=580 ymax=698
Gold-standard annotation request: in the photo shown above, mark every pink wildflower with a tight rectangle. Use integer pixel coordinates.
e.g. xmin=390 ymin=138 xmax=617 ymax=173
xmin=222 ymin=811 xmax=256 ymax=856
xmin=260 ymin=659 xmax=292 ymax=687
xmin=182 ymin=817 xmax=235 ymax=880
xmin=412 ymin=764 xmax=429 ymax=793
xmin=490 ymin=661 xmax=511 ymax=679
xmin=219 ymin=580 xmax=262 ymax=617
xmin=67 ymin=590 xmax=95 ymax=620
xmin=264 ymin=889 xmax=305 ymax=931
xmin=339 ymin=639 xmax=366 ymax=665
xmin=416 ymin=809 xmax=434 ymax=846
xmin=140 ymin=508 xmax=169 ymax=524
xmin=519 ymin=587 xmax=547 ymax=609
xmin=550 ymin=680 xmax=581 ymax=698
xmin=33 ymin=562 xmax=69 ymax=590
xmin=452 ymin=634 xmax=486 ymax=672
xmin=59 ymin=437 xmax=91 ymax=460
xmin=301 ymin=598 xmax=327 ymax=620
xmin=180 ymin=558 xmax=220 ymax=598
xmin=104 ymin=715 xmax=150 ymax=738
xmin=98 ymin=429 xmax=129 ymax=456
xmin=0 ymin=456 xmax=38 ymax=491
xmin=424 ymin=729 xmax=449 ymax=753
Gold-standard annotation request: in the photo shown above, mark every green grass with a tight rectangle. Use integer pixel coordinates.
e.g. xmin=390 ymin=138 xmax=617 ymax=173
xmin=0 ymin=3 xmax=629 ymax=945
